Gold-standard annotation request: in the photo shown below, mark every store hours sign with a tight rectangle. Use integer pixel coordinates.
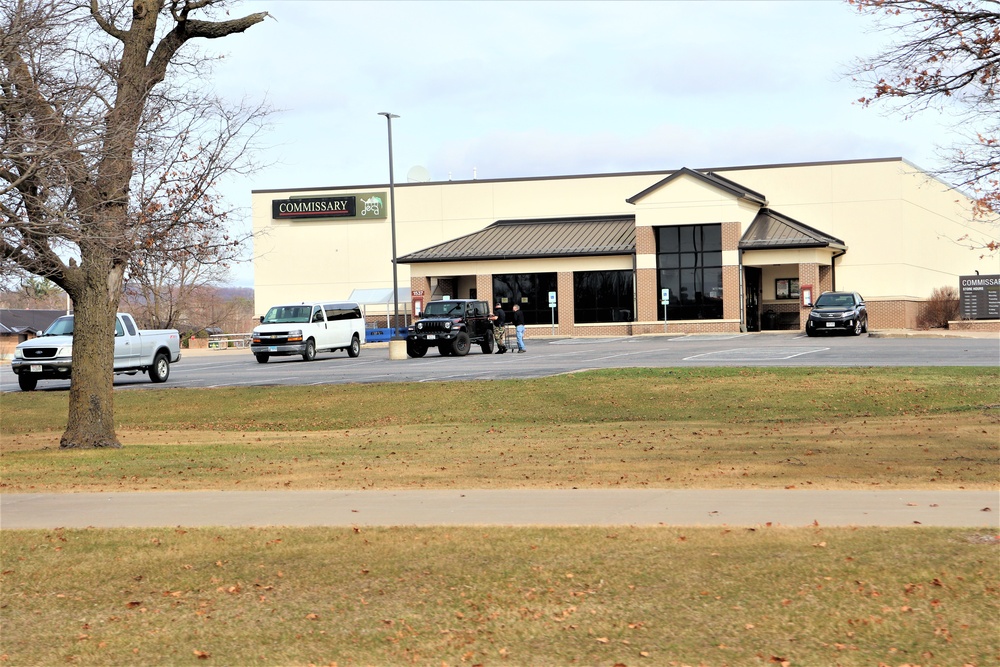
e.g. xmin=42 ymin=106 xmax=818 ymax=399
xmin=959 ymin=274 xmax=1000 ymax=320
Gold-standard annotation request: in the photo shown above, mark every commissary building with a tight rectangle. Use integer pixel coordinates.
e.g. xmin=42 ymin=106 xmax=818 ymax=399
xmin=251 ymin=157 xmax=999 ymax=335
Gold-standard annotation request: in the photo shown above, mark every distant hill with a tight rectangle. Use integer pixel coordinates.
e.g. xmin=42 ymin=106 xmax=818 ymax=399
xmin=216 ymin=287 xmax=253 ymax=300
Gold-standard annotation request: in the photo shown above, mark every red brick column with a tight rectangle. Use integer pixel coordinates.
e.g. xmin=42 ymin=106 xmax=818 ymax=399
xmin=556 ymin=272 xmax=574 ymax=335
xmin=799 ymin=263 xmax=821 ymax=330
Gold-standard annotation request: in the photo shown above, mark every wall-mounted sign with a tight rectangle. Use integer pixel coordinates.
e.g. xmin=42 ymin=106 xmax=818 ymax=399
xmin=271 ymin=192 xmax=388 ymax=220
xmin=959 ymin=274 xmax=1000 ymax=320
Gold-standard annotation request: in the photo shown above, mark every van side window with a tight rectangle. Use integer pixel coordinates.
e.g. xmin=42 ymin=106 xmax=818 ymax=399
xmin=312 ymin=307 xmax=325 ymax=323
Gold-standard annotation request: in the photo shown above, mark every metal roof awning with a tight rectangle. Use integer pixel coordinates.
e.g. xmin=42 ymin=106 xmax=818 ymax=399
xmin=398 ymin=215 xmax=636 ymax=263
xmin=739 ymin=208 xmax=846 ymax=250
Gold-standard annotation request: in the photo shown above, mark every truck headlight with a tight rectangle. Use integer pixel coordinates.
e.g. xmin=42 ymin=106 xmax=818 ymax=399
xmin=14 ymin=349 xmax=24 ymax=359
xmin=57 ymin=346 xmax=72 ymax=357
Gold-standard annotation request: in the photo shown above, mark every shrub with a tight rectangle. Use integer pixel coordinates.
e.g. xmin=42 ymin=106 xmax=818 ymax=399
xmin=918 ymin=285 xmax=960 ymax=329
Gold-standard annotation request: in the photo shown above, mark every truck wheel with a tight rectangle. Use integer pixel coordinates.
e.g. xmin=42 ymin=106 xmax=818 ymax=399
xmin=407 ymin=340 xmax=427 ymax=358
xmin=302 ymin=339 xmax=316 ymax=361
xmin=17 ymin=374 xmax=38 ymax=391
xmin=451 ymin=332 xmax=470 ymax=356
xmin=255 ymin=353 xmax=270 ymax=364
xmin=148 ymin=352 xmax=170 ymax=383
xmin=348 ymin=334 xmax=361 ymax=358
xmin=480 ymin=331 xmax=495 ymax=355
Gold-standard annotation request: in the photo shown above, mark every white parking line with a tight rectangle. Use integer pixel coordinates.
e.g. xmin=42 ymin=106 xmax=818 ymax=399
xmin=683 ymin=347 xmax=829 ymax=361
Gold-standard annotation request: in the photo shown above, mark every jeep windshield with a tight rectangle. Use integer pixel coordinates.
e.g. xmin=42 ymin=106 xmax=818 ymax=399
xmin=262 ymin=306 xmax=312 ymax=324
xmin=422 ymin=302 xmax=465 ymax=317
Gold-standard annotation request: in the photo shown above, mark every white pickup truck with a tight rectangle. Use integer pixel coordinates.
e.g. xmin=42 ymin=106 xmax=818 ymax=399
xmin=11 ymin=313 xmax=182 ymax=391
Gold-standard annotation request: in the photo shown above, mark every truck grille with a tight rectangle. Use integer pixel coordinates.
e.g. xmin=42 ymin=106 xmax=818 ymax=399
xmin=21 ymin=347 xmax=57 ymax=359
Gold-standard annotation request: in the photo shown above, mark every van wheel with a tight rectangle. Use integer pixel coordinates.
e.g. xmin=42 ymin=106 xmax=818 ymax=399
xmin=148 ymin=353 xmax=170 ymax=383
xmin=302 ymin=339 xmax=316 ymax=361
xmin=255 ymin=353 xmax=270 ymax=364
xmin=348 ymin=334 xmax=361 ymax=358
xmin=451 ymin=332 xmax=470 ymax=356
xmin=18 ymin=374 xmax=38 ymax=391
xmin=407 ymin=340 xmax=427 ymax=358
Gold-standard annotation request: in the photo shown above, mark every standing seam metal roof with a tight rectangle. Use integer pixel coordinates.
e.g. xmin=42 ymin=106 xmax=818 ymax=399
xmin=739 ymin=208 xmax=846 ymax=250
xmin=397 ymin=215 xmax=636 ymax=263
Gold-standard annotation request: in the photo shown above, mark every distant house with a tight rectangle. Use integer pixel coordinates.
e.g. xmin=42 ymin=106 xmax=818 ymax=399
xmin=0 ymin=309 xmax=66 ymax=345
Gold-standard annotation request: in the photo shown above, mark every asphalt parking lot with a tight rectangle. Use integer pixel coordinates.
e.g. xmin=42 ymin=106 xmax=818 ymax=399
xmin=2 ymin=330 xmax=997 ymax=392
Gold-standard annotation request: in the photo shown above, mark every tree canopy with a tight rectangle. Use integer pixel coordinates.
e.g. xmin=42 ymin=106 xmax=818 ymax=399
xmin=1 ymin=0 xmax=270 ymax=447
xmin=850 ymin=0 xmax=1000 ymax=251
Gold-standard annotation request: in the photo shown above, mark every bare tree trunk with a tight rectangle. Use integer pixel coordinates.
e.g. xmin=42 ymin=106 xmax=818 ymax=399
xmin=61 ymin=247 xmax=125 ymax=449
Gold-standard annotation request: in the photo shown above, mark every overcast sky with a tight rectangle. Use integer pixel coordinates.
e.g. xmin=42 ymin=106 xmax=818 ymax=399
xmin=207 ymin=0 xmax=955 ymax=286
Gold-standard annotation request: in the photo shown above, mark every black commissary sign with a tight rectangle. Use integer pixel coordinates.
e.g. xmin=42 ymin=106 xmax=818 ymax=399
xmin=959 ymin=274 xmax=1000 ymax=320
xmin=271 ymin=193 xmax=387 ymax=220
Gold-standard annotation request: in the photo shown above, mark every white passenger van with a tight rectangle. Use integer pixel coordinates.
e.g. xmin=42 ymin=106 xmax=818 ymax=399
xmin=250 ymin=301 xmax=365 ymax=363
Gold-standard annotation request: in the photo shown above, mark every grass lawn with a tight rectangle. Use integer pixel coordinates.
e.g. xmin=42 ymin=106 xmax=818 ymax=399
xmin=1 ymin=368 xmax=998 ymax=666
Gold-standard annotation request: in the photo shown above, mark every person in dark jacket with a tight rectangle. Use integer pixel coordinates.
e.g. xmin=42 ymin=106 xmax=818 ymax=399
xmin=489 ymin=302 xmax=507 ymax=354
xmin=512 ymin=303 xmax=526 ymax=353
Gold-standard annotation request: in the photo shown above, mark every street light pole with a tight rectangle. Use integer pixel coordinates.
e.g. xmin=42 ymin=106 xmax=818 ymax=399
xmin=378 ymin=112 xmax=401 ymax=342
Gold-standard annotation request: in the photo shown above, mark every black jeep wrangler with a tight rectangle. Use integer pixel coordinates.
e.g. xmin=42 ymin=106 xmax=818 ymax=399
xmin=406 ymin=299 xmax=495 ymax=357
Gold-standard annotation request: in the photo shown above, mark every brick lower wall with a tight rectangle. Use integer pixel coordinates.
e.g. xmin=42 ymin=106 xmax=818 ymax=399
xmin=867 ymin=300 xmax=921 ymax=330
xmin=947 ymin=319 xmax=1000 ymax=332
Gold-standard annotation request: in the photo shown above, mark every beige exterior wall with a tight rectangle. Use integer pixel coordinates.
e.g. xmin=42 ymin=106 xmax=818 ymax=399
xmin=252 ymin=158 xmax=997 ymax=332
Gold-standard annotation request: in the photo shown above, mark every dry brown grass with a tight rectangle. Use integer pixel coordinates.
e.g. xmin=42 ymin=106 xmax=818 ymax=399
xmin=2 ymin=526 xmax=997 ymax=667
xmin=1 ymin=412 xmax=997 ymax=492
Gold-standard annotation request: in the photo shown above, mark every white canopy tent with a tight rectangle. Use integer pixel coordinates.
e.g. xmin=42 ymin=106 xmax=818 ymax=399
xmin=348 ymin=288 xmax=411 ymax=330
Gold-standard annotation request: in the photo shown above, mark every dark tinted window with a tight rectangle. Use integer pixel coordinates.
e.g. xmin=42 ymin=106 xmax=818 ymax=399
xmin=656 ymin=224 xmax=723 ymax=320
xmin=492 ymin=273 xmax=558 ymax=325
xmin=574 ymin=270 xmax=634 ymax=323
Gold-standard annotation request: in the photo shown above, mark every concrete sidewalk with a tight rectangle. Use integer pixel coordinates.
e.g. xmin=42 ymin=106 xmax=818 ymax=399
xmin=2 ymin=489 xmax=997 ymax=529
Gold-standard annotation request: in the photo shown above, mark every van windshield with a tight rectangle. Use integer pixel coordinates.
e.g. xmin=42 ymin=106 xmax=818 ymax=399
xmin=262 ymin=306 xmax=312 ymax=324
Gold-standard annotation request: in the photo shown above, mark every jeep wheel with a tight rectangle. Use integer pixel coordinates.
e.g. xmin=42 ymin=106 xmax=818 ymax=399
xmin=438 ymin=344 xmax=452 ymax=356
xmin=407 ymin=340 xmax=428 ymax=358
xmin=480 ymin=332 xmax=494 ymax=355
xmin=302 ymin=339 xmax=317 ymax=361
xmin=17 ymin=374 xmax=38 ymax=391
xmin=348 ymin=334 xmax=361 ymax=358
xmin=451 ymin=331 xmax=470 ymax=356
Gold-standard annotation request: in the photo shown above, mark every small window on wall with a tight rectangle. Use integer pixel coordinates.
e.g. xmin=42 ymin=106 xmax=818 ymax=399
xmin=775 ymin=278 xmax=799 ymax=300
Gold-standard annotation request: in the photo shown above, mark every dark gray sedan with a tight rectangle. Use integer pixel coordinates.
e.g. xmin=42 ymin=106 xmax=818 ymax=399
xmin=805 ymin=291 xmax=868 ymax=336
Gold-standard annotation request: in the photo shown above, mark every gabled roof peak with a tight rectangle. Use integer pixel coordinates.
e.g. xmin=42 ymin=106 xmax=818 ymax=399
xmin=626 ymin=167 xmax=768 ymax=206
